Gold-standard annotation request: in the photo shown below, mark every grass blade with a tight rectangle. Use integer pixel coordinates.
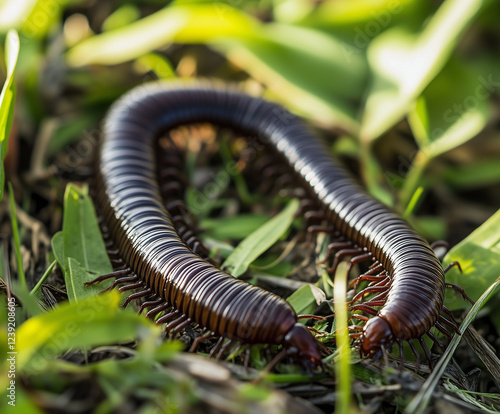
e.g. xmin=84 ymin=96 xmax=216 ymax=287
xmin=223 ymin=199 xmax=299 ymax=277
xmin=0 ymin=30 xmax=20 ymax=202
xmin=61 ymin=183 xmax=112 ymax=302
xmin=8 ymin=182 xmax=25 ymax=289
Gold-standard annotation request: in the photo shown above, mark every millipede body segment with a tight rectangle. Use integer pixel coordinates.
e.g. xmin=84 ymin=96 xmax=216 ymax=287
xmin=95 ymin=80 xmax=452 ymax=368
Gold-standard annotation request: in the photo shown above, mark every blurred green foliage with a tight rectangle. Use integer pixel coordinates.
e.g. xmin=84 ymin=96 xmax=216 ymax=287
xmin=1 ymin=0 xmax=500 ymax=412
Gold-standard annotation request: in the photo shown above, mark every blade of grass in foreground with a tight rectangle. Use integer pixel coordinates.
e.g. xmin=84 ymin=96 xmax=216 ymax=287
xmin=334 ymin=261 xmax=356 ymax=414
xmin=404 ymin=275 xmax=500 ymax=414
xmin=8 ymin=183 xmax=25 ymax=289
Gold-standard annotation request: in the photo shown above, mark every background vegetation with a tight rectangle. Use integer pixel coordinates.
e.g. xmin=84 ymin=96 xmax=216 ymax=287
xmin=1 ymin=0 xmax=500 ymax=413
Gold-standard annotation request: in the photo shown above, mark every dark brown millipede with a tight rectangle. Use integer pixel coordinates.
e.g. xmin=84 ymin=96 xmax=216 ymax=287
xmin=90 ymin=80 xmax=469 ymax=370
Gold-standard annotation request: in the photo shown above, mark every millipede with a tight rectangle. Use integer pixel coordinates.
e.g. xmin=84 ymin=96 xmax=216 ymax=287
xmin=89 ymin=80 xmax=471 ymax=371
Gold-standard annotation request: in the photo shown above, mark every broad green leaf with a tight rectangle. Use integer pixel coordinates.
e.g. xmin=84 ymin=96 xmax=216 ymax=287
xmin=200 ymin=213 xmax=270 ymax=240
xmin=444 ymin=209 xmax=500 ymax=310
xmin=66 ymin=3 xmax=258 ymax=66
xmin=17 ymin=291 xmax=155 ymax=373
xmin=223 ymin=199 xmax=299 ymax=277
xmin=0 ymin=30 xmax=19 ymax=202
xmin=286 ymin=284 xmax=325 ymax=316
xmin=360 ymin=0 xmax=486 ymax=142
xmin=408 ymin=59 xmax=490 ymax=157
xmin=62 ymin=183 xmax=112 ymax=301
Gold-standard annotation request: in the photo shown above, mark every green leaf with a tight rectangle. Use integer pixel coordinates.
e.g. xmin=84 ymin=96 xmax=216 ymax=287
xmin=134 ymin=53 xmax=176 ymax=79
xmin=444 ymin=209 xmax=500 ymax=310
xmin=408 ymin=58 xmax=490 ymax=158
xmin=200 ymin=213 xmax=270 ymax=240
xmin=17 ymin=291 xmax=156 ymax=373
xmin=223 ymin=199 xmax=299 ymax=277
xmin=441 ymin=158 xmax=500 ymax=189
xmin=286 ymin=284 xmax=325 ymax=316
xmin=361 ymin=0 xmax=486 ymax=142
xmin=51 ymin=231 xmax=64 ymax=267
xmin=61 ymin=183 xmax=112 ymax=301
xmin=66 ymin=3 xmax=258 ymax=66
xmin=0 ymin=30 xmax=19 ymax=202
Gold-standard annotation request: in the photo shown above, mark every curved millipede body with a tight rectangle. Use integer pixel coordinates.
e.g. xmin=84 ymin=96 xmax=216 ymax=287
xmin=94 ymin=80 xmax=457 ymax=369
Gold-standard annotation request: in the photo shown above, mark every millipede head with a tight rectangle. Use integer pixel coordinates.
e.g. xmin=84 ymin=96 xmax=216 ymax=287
xmin=283 ymin=323 xmax=323 ymax=371
xmin=360 ymin=316 xmax=394 ymax=360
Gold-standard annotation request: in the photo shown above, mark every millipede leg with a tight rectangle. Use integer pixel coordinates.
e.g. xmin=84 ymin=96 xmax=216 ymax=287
xmin=101 ymin=274 xmax=139 ymax=292
xmin=443 ymin=261 xmax=462 ymax=274
xmin=209 ymin=336 xmax=225 ymax=358
xmin=437 ymin=315 xmax=460 ymax=335
xmin=118 ymin=281 xmax=144 ymax=293
xmin=138 ymin=296 xmax=163 ymax=314
xmin=347 ymin=304 xmax=379 ymax=316
xmin=445 ymin=283 xmax=474 ymax=304
xmin=244 ymin=347 xmax=251 ymax=371
xmin=426 ymin=330 xmax=445 ymax=352
xmin=122 ymin=288 xmax=152 ymax=308
xmin=168 ymin=316 xmax=192 ymax=337
xmin=434 ymin=320 xmax=453 ymax=339
xmin=328 ymin=248 xmax=363 ymax=274
xmin=408 ymin=340 xmax=420 ymax=371
xmin=348 ymin=314 xmax=369 ymax=323
xmin=156 ymin=310 xmax=181 ymax=325
xmin=349 ymin=285 xmax=388 ymax=304
xmin=84 ymin=268 xmax=132 ymax=286
xmin=216 ymin=339 xmax=235 ymax=360
xmin=418 ymin=337 xmax=433 ymax=369
xmin=146 ymin=303 xmax=170 ymax=320
xmin=189 ymin=329 xmax=215 ymax=353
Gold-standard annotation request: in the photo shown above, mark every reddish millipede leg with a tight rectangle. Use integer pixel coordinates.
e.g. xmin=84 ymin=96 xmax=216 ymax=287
xmin=156 ymin=310 xmax=181 ymax=325
xmin=146 ymin=303 xmax=170 ymax=320
xmin=84 ymin=268 xmax=132 ymax=286
xmin=189 ymin=329 xmax=214 ymax=353
xmin=349 ymin=285 xmax=388 ymax=304
xmin=328 ymin=248 xmax=364 ymax=273
xmin=216 ymin=339 xmax=235 ymax=360
xmin=138 ymin=296 xmax=163 ymax=314
xmin=169 ymin=316 xmax=192 ymax=337
xmin=118 ymin=281 xmax=144 ymax=293
xmin=122 ymin=288 xmax=152 ymax=308
xmin=445 ymin=283 xmax=474 ymax=304
xmin=443 ymin=261 xmax=462 ymax=274
xmin=348 ymin=314 xmax=369 ymax=323
xmin=348 ymin=264 xmax=384 ymax=289
xmin=209 ymin=336 xmax=225 ymax=358
xmin=101 ymin=274 xmax=139 ymax=293
xmin=434 ymin=320 xmax=453 ymax=339
xmin=347 ymin=304 xmax=378 ymax=316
